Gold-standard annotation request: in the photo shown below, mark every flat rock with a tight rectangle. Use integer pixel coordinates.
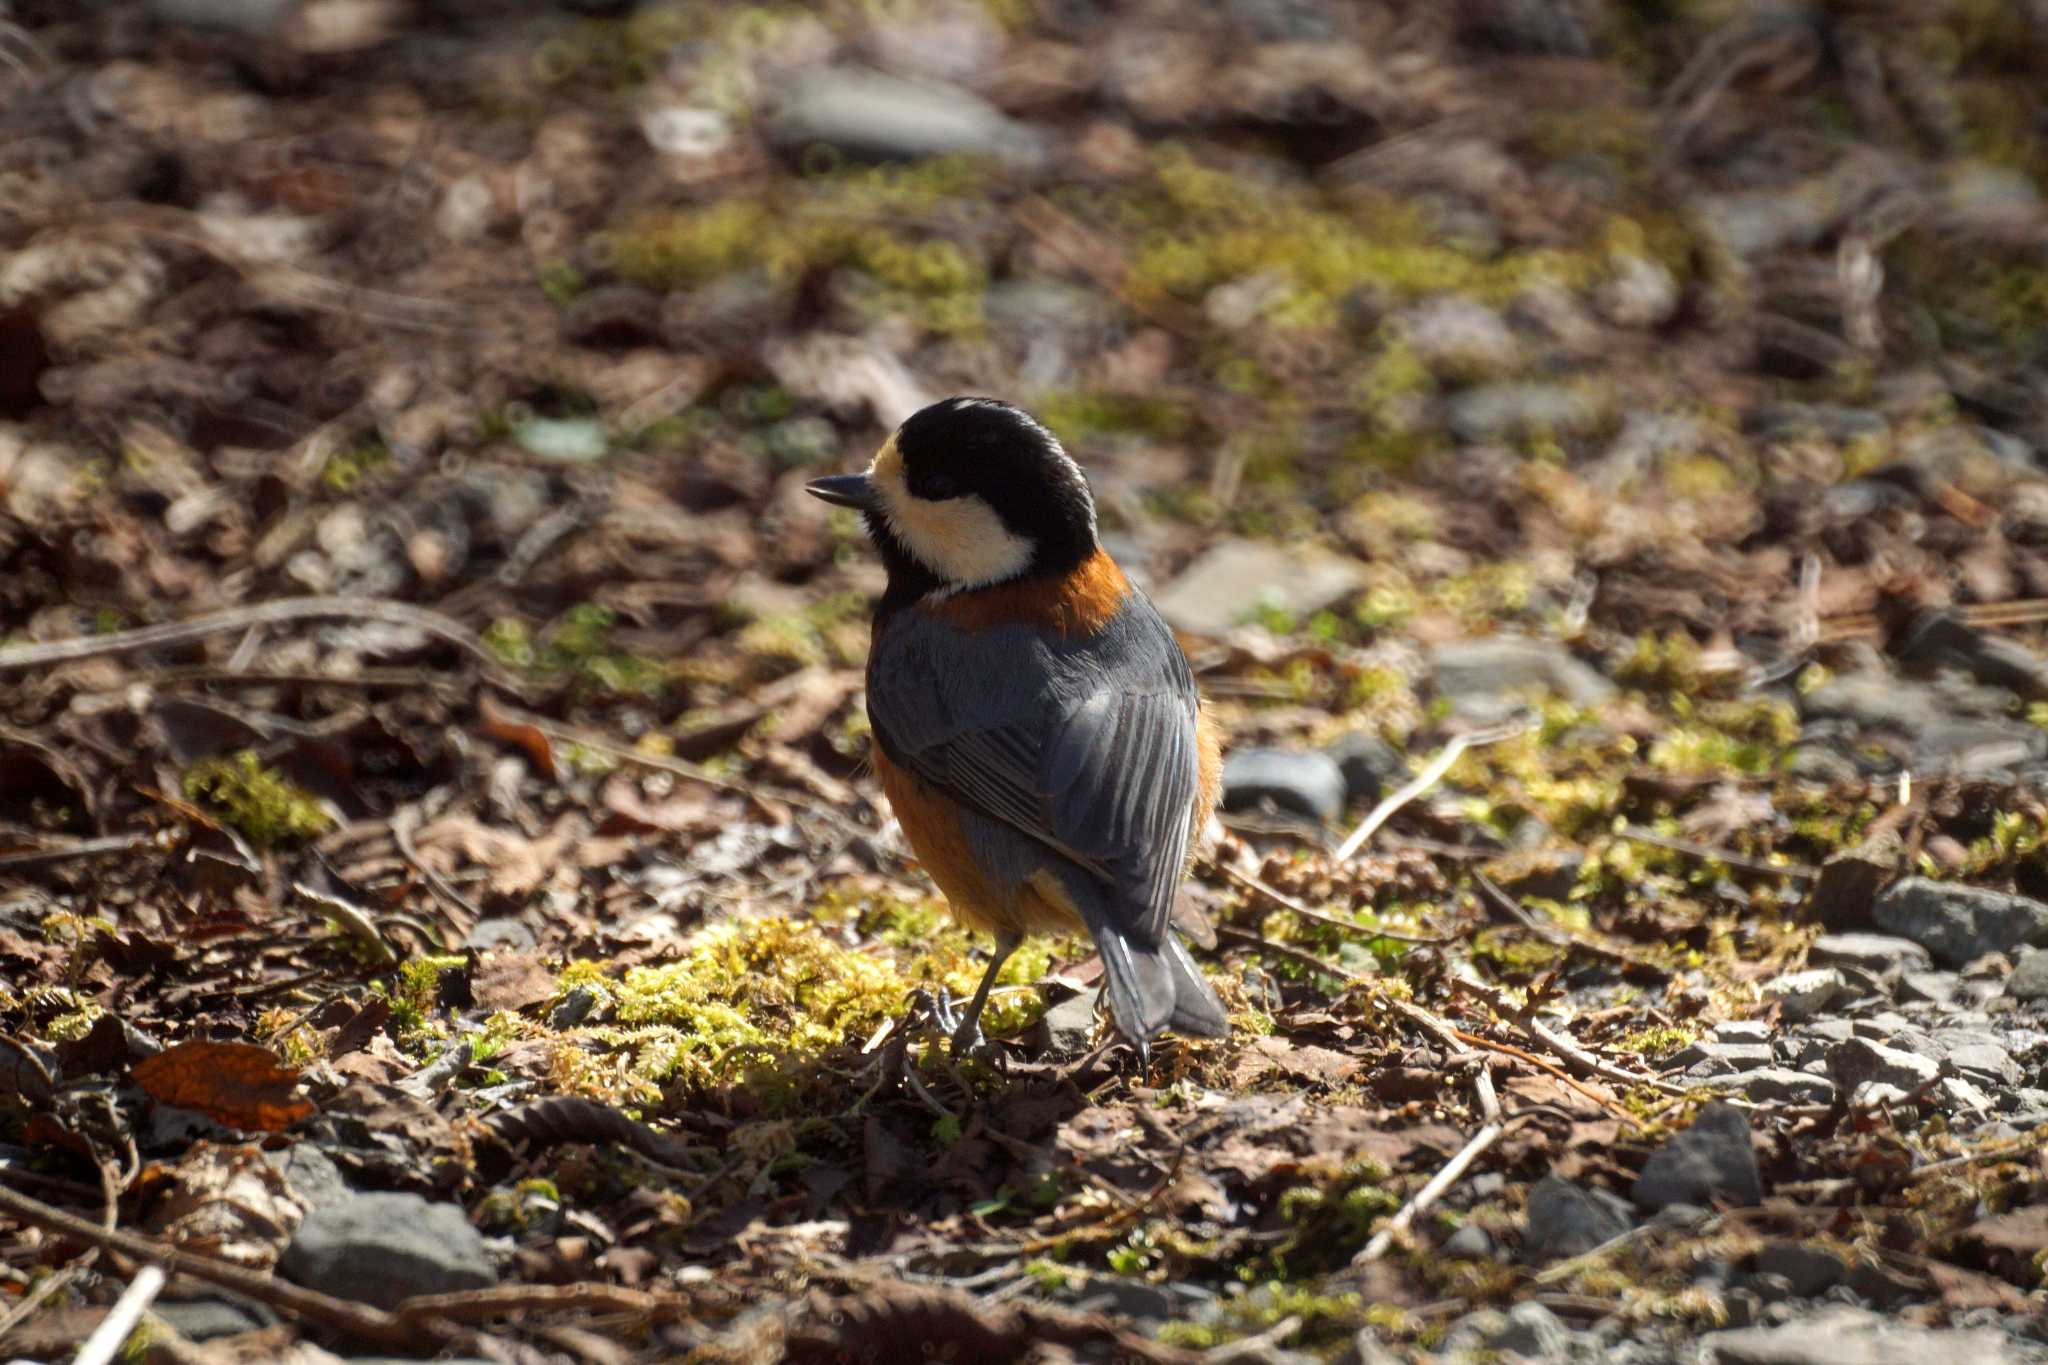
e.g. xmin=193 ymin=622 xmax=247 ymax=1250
xmin=1809 ymin=933 xmax=1932 ymax=974
xmin=277 ymin=1192 xmax=497 ymax=1310
xmin=1704 ymin=1305 xmax=2023 ymax=1364
xmin=1152 ymin=538 xmax=1368 ymax=639
xmin=1428 ymin=635 xmax=1616 ymax=710
xmin=1523 ymin=1176 xmax=1632 ymax=1263
xmin=1799 ymin=831 xmax=1902 ymax=930
xmin=1942 ymin=1042 xmax=2020 ymax=1088
xmin=2007 ymin=948 xmax=2048 ymax=1002
xmin=1033 ymin=987 xmax=1102 ymax=1056
xmin=1632 ymin=1102 xmax=1761 ymax=1211
xmin=1828 ymin=1037 xmax=1939 ymax=1093
xmin=1872 ymin=878 xmax=2048 ymax=967
xmin=1220 ymin=748 xmax=1348 ymax=824
xmin=1764 ymin=968 xmax=1846 ymax=1022
xmin=764 ymin=68 xmax=1045 ymax=165
xmin=1743 ymin=1068 xmax=1837 ymax=1105
xmin=1753 ymin=1241 xmax=1845 ymax=1297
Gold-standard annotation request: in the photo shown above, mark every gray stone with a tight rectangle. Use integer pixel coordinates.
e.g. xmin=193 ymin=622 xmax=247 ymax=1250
xmin=513 ymin=417 xmax=608 ymax=464
xmin=2008 ymin=949 xmax=2048 ymax=1002
xmin=1899 ymin=970 xmax=1961 ymax=1004
xmin=1428 ymin=636 xmax=1616 ymax=710
xmin=1829 ymin=1038 xmax=1940 ymax=1094
xmin=1809 ymin=934 xmax=1932 ymax=974
xmin=265 ymin=1143 xmax=349 ymax=1212
xmin=1220 ymin=748 xmax=1348 ymax=825
xmin=1441 ymin=1222 xmax=1496 ymax=1259
xmin=1445 ymin=381 xmax=1606 ymax=442
xmin=1672 ymin=1041 xmax=1774 ymax=1073
xmin=1704 ymin=1305 xmax=2022 ymax=1364
xmin=1755 ymin=1242 xmax=1846 ymax=1297
xmin=1849 ymin=1081 xmax=1915 ymax=1107
xmin=1744 ymin=1068 xmax=1837 ymax=1105
xmin=1712 ymin=1021 xmax=1775 ymax=1045
xmin=765 ymin=68 xmax=1045 ymax=165
xmin=1072 ymin=1279 xmax=1175 ymax=1324
xmin=1033 ymin=988 xmax=1101 ymax=1056
xmin=1871 ymin=878 xmax=2048 ymax=967
xmin=1632 ymin=1102 xmax=1761 ymax=1211
xmin=152 ymin=1295 xmax=277 ymax=1341
xmin=1937 ymin=1076 xmax=1998 ymax=1113
xmin=1324 ymin=732 xmax=1401 ymax=807
xmin=1943 ymin=1042 xmax=2021 ymax=1088
xmin=1152 ymin=538 xmax=1368 ymax=639
xmin=1523 ymin=1176 xmax=1632 ymax=1263
xmin=1765 ymin=968 xmax=1847 ymax=1022
xmin=277 ymin=1192 xmax=498 ymax=1310
xmin=1489 ymin=1301 xmax=1572 ymax=1359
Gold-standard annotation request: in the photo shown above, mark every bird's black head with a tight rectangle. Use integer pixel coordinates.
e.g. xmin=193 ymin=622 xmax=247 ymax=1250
xmin=806 ymin=397 xmax=1098 ymax=605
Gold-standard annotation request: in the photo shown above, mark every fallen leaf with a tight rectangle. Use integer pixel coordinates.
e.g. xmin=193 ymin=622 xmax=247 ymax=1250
xmin=133 ymin=1041 xmax=315 ymax=1132
xmin=479 ymin=695 xmax=557 ymax=780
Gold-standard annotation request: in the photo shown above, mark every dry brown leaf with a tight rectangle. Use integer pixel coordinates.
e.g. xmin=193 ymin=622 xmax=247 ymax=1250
xmin=133 ymin=1040 xmax=315 ymax=1132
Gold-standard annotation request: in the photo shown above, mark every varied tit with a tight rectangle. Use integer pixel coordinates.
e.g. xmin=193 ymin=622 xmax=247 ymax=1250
xmin=807 ymin=396 xmax=1229 ymax=1056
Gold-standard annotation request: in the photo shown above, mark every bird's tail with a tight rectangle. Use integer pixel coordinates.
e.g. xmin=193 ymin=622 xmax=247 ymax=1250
xmin=1091 ymin=920 xmax=1229 ymax=1044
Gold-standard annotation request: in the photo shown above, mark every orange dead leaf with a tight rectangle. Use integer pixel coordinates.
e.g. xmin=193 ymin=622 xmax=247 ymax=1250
xmin=133 ymin=1041 xmax=315 ymax=1133
xmin=479 ymin=695 xmax=558 ymax=780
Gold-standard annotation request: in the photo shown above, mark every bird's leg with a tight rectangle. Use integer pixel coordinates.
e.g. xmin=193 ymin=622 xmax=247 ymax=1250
xmin=950 ymin=931 xmax=1023 ymax=1058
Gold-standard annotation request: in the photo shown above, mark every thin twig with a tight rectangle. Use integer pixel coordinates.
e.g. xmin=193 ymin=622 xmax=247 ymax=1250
xmin=1448 ymin=977 xmax=1686 ymax=1097
xmin=1470 ymin=872 xmax=1672 ymax=977
xmin=0 ymin=833 xmax=160 ymax=871
xmin=1211 ymin=860 xmax=1453 ymax=943
xmin=1616 ymin=824 xmax=1818 ymax=881
xmin=1336 ymin=717 xmax=1535 ymax=861
xmin=1355 ymin=1070 xmax=1508 ymax=1264
xmin=391 ymin=808 xmax=484 ymax=925
xmin=0 ymin=1260 xmax=82 ymax=1340
xmin=1446 ymin=1028 xmax=1645 ymax=1127
xmin=0 ymin=596 xmax=523 ymax=693
xmin=0 ymin=1182 xmax=429 ymax=1349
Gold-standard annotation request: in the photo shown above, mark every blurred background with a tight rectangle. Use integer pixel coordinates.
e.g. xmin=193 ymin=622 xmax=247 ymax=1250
xmin=6 ymin=0 xmax=2047 ymax=674
xmin=7 ymin=5 xmax=2048 ymax=1354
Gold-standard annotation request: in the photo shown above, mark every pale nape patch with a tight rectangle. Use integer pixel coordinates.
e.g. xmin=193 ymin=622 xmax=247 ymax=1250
xmin=868 ymin=435 xmax=1034 ymax=589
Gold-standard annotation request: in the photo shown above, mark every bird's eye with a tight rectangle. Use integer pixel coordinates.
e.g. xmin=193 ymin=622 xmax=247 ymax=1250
xmin=914 ymin=470 xmax=962 ymax=500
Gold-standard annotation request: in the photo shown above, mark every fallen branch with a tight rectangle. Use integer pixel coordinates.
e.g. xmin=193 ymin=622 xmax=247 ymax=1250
xmin=1616 ymin=824 xmax=1817 ymax=881
xmin=0 ymin=1182 xmax=429 ymax=1349
xmin=1355 ymin=1069 xmax=1506 ymax=1263
xmin=0 ymin=596 xmax=523 ymax=694
xmin=1211 ymin=860 xmax=1453 ymax=944
xmin=1448 ymin=977 xmax=1686 ymax=1097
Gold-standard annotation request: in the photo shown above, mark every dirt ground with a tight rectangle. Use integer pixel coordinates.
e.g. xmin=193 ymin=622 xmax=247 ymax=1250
xmin=1 ymin=1 xmax=2046 ymax=1362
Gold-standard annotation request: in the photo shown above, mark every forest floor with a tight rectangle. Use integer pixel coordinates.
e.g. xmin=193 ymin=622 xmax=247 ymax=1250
xmin=1 ymin=1 xmax=2046 ymax=1362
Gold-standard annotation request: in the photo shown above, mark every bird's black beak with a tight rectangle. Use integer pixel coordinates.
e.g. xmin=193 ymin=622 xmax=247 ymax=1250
xmin=805 ymin=473 xmax=876 ymax=510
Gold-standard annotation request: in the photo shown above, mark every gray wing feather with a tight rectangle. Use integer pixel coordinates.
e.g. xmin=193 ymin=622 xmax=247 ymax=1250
xmin=869 ymin=604 xmax=1198 ymax=941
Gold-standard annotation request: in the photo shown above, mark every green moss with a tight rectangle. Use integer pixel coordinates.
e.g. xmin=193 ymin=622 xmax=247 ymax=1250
xmin=182 ymin=751 xmax=333 ymax=847
xmin=320 ymin=439 xmax=391 ymax=493
xmin=605 ymin=173 xmax=992 ymax=333
xmin=485 ymin=606 xmax=668 ymax=696
xmin=1160 ymin=1284 xmax=1375 ymax=1352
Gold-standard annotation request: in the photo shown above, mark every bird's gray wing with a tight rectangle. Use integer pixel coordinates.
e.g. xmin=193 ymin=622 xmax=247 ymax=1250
xmin=868 ymin=603 xmax=1200 ymax=943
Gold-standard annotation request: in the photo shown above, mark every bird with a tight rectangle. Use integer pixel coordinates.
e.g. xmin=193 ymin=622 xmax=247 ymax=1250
xmin=806 ymin=395 xmax=1230 ymax=1057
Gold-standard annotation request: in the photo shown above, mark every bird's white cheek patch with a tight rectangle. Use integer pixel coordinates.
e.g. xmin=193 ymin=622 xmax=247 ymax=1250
xmin=869 ymin=438 xmax=1033 ymax=589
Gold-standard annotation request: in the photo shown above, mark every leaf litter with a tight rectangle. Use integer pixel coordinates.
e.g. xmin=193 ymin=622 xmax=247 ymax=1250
xmin=1 ymin=1 xmax=2047 ymax=1362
